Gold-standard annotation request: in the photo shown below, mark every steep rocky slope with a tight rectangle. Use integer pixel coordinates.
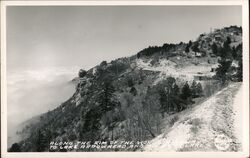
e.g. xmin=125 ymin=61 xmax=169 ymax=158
xmin=9 ymin=26 xmax=242 ymax=152
xmin=143 ymin=82 xmax=242 ymax=151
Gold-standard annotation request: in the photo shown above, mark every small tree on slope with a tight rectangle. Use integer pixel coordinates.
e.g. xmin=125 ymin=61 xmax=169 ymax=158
xmin=181 ymin=82 xmax=192 ymax=101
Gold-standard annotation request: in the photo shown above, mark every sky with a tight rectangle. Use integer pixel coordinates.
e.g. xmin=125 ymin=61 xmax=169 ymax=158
xmin=7 ymin=6 xmax=242 ymax=71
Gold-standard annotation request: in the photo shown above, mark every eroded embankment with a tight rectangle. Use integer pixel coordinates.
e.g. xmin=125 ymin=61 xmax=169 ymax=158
xmin=144 ymin=82 xmax=242 ymax=152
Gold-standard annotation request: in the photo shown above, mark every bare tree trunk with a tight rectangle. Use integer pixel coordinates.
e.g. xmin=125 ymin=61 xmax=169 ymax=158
xmin=142 ymin=119 xmax=156 ymax=138
xmin=111 ymin=127 xmax=113 ymax=140
xmin=138 ymin=112 xmax=155 ymax=138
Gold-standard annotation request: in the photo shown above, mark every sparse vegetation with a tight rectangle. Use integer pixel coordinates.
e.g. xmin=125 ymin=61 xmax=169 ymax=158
xmin=12 ymin=25 xmax=242 ymax=152
xmin=78 ymin=69 xmax=87 ymax=78
xmin=9 ymin=143 xmax=21 ymax=152
xmin=211 ymin=43 xmax=218 ymax=55
xmin=169 ymin=115 xmax=179 ymax=127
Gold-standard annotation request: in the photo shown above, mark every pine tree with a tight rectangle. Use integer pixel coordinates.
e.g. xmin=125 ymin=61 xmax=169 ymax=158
xmin=191 ymin=80 xmax=197 ymax=98
xmin=181 ymin=82 xmax=192 ymax=100
xmin=78 ymin=69 xmax=87 ymax=78
xmin=226 ymin=36 xmax=231 ymax=44
xmin=216 ymin=59 xmax=232 ymax=84
xmin=158 ymin=77 xmax=182 ymax=114
xmin=127 ymin=77 xmax=134 ymax=87
xmin=219 ymin=37 xmax=232 ymax=59
xmin=137 ymin=53 xmax=141 ymax=59
xmin=83 ymin=106 xmax=102 ymax=132
xmin=36 ymin=130 xmax=47 ymax=152
xmin=172 ymin=83 xmax=183 ymax=112
xmin=80 ymin=106 xmax=102 ymax=141
xmin=188 ymin=40 xmax=192 ymax=47
xmin=97 ymin=80 xmax=119 ymax=140
xmin=235 ymin=44 xmax=243 ymax=82
xmin=232 ymin=46 xmax=237 ymax=59
xmin=236 ymin=55 xmax=243 ymax=82
xmin=211 ymin=43 xmax=218 ymax=55
xmin=97 ymin=81 xmax=117 ymax=112
xmin=100 ymin=60 xmax=107 ymax=67
xmin=222 ymin=41 xmax=232 ymax=59
xmin=159 ymin=89 xmax=167 ymax=116
xmin=185 ymin=45 xmax=190 ymax=53
xmin=173 ymin=83 xmax=180 ymax=96
xmin=130 ymin=87 xmax=137 ymax=96
xmin=9 ymin=143 xmax=21 ymax=152
xmin=215 ymin=36 xmax=234 ymax=83
xmin=196 ymin=83 xmax=203 ymax=97
xmin=192 ymin=42 xmax=200 ymax=54
xmin=185 ymin=41 xmax=192 ymax=53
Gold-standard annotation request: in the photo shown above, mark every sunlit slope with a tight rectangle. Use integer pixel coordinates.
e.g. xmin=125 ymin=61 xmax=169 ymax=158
xmin=144 ymin=82 xmax=242 ymax=151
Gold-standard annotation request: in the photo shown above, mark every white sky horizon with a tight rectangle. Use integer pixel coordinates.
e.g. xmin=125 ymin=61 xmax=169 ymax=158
xmin=7 ymin=6 xmax=242 ymax=72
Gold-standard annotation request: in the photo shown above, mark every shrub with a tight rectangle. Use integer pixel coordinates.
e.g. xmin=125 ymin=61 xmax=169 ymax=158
xmin=130 ymin=87 xmax=137 ymax=96
xmin=108 ymin=61 xmax=128 ymax=75
xmin=100 ymin=61 xmax=107 ymax=67
xmin=211 ymin=43 xmax=218 ymax=55
xmin=78 ymin=69 xmax=87 ymax=78
xmin=169 ymin=115 xmax=179 ymax=127
xmin=181 ymin=82 xmax=192 ymax=100
xmin=9 ymin=143 xmax=21 ymax=152
xmin=127 ymin=77 xmax=134 ymax=87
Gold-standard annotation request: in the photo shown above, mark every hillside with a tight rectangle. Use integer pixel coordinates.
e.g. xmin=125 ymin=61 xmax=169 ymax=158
xmin=143 ymin=82 xmax=242 ymax=151
xmin=9 ymin=26 xmax=243 ymax=152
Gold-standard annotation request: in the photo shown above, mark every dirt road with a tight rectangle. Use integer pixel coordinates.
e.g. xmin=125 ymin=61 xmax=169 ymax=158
xmin=144 ymin=82 xmax=242 ymax=151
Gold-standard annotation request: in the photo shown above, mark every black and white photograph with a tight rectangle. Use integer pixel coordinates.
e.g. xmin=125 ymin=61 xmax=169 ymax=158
xmin=1 ymin=1 xmax=249 ymax=157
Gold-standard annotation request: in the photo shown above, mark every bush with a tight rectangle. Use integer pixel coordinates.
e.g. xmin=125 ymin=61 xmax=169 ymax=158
xmin=108 ymin=61 xmax=128 ymax=75
xmin=138 ymin=46 xmax=162 ymax=56
xmin=181 ymin=82 xmax=192 ymax=100
xmin=100 ymin=61 xmax=107 ymax=67
xmin=215 ymin=59 xmax=232 ymax=84
xmin=196 ymin=83 xmax=203 ymax=97
xmin=191 ymin=42 xmax=200 ymax=52
xmin=169 ymin=115 xmax=179 ymax=127
xmin=185 ymin=41 xmax=192 ymax=53
xmin=78 ymin=69 xmax=87 ymax=78
xmin=9 ymin=143 xmax=21 ymax=152
xmin=127 ymin=77 xmax=134 ymax=87
xmin=130 ymin=87 xmax=137 ymax=96
xmin=203 ymin=80 xmax=223 ymax=97
xmin=211 ymin=43 xmax=218 ymax=55
xmin=156 ymin=77 xmax=185 ymax=115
